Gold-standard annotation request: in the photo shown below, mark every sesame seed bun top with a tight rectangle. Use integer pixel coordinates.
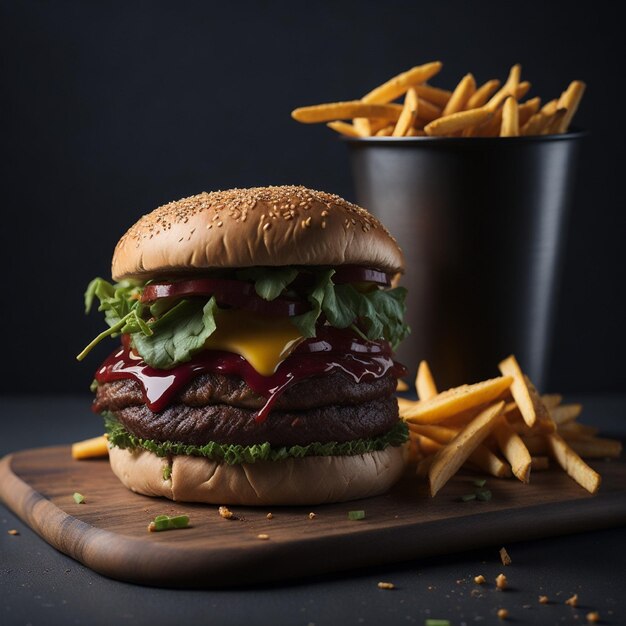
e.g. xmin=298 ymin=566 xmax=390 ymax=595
xmin=111 ymin=185 xmax=405 ymax=280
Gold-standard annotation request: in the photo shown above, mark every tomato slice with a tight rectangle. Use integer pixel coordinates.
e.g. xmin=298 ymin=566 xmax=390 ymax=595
xmin=141 ymin=278 xmax=309 ymax=317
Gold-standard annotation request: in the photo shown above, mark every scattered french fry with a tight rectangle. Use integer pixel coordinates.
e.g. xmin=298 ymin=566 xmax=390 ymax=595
xmin=72 ymin=435 xmax=109 ymax=460
xmin=416 ymin=360 xmax=438 ymax=401
xmin=498 ymin=355 xmax=542 ymax=427
xmin=531 ymin=456 xmax=550 ymax=471
xmin=565 ymin=437 xmax=622 ymax=459
xmin=402 ymin=376 xmax=512 ymax=424
xmin=493 ymin=419 xmax=531 ymax=482
xmin=428 ymin=401 xmax=505 ymax=496
xmin=550 ymin=403 xmax=583 ymax=425
xmin=484 ymin=64 xmax=521 ymax=112
xmin=517 ymin=97 xmax=541 ymax=127
xmin=541 ymin=393 xmax=563 ymax=409
xmin=352 ymin=118 xmax=371 ymax=136
xmin=396 ymin=379 xmax=409 ymax=392
xmin=546 ymin=433 xmax=601 ymax=494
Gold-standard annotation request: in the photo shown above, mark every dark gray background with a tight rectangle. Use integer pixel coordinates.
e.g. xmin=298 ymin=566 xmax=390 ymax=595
xmin=1 ymin=0 xmax=624 ymax=394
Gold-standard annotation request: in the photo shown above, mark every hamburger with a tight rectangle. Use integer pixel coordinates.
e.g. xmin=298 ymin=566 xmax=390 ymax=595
xmin=78 ymin=185 xmax=409 ymax=505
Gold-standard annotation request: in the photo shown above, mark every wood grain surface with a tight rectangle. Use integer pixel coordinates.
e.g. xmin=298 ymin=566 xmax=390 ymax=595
xmin=1 ymin=445 xmax=626 ymax=588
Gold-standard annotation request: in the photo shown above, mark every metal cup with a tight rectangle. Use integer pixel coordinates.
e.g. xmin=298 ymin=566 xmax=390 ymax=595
xmin=345 ymin=132 xmax=585 ymax=390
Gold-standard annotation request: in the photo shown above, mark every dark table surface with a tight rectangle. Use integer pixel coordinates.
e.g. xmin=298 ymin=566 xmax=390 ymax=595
xmin=1 ymin=394 xmax=625 ymax=626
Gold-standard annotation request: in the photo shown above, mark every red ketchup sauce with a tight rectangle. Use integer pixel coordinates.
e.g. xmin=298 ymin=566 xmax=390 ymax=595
xmin=94 ymin=328 xmax=406 ymax=423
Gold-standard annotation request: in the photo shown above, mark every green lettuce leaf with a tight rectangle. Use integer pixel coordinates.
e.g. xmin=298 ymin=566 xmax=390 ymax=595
xmin=236 ymin=267 xmax=298 ymax=301
xmin=103 ymin=413 xmax=408 ymax=465
xmin=132 ymin=297 xmax=218 ymax=369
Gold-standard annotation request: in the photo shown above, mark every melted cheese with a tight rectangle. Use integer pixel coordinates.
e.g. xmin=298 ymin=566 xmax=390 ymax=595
xmin=204 ymin=309 xmax=304 ymax=376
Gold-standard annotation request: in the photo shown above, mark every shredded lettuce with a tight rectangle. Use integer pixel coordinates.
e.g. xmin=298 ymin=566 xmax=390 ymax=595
xmin=103 ymin=413 xmax=408 ymax=465
xmin=79 ymin=267 xmax=409 ymax=369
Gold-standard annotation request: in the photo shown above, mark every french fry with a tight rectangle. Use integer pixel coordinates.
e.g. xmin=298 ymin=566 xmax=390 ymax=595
xmin=485 ymin=64 xmax=521 ymax=112
xmin=375 ymin=124 xmax=394 ymax=136
xmin=541 ymin=99 xmax=558 ymax=115
xmin=556 ymin=80 xmax=586 ymax=132
xmin=566 ymin=437 xmax=622 ymax=459
xmin=396 ymin=379 xmax=409 ymax=392
xmin=425 ymin=108 xmax=492 ymax=136
xmin=402 ymin=376 xmax=512 ymax=424
xmin=413 ymin=84 xmax=452 ymax=107
xmin=470 ymin=106 xmax=503 ymax=137
xmin=361 ymin=61 xmax=443 ymax=104
xmin=291 ymin=101 xmax=403 ymax=124
xmin=72 ymin=435 xmax=109 ymax=460
xmin=493 ymin=419 xmax=532 ymax=482
xmin=541 ymin=393 xmax=563 ymax=409
xmin=545 ymin=108 xmax=567 ymax=134
xmin=558 ymin=422 xmax=599 ymax=439
xmin=326 ymin=121 xmax=366 ymax=138
xmin=498 ymin=355 xmax=546 ymax=427
xmin=393 ymin=87 xmax=419 ymax=137
xmin=517 ymin=97 xmax=541 ymax=127
xmin=352 ymin=118 xmax=371 ymax=136
xmin=500 ymin=97 xmax=520 ymax=137
xmin=466 ymin=79 xmax=501 ymax=109
xmin=520 ymin=111 xmax=552 ymax=136
xmin=546 ymin=433 xmax=601 ymax=493
xmin=419 ymin=435 xmax=444 ymax=456
xmin=442 ymin=73 xmax=476 ymax=116
xmin=416 ymin=455 xmax=434 ymax=477
xmin=515 ymin=81 xmax=531 ymax=100
xmin=409 ymin=423 xmax=511 ymax=478
xmin=550 ymin=403 xmax=583 ymax=425
xmin=416 ymin=360 xmax=438 ymax=401
xmin=428 ymin=401 xmax=506 ymax=496
xmin=406 ymin=127 xmax=425 ymax=136
xmin=415 ymin=97 xmax=442 ymax=122
xmin=531 ymin=456 xmax=550 ymax=471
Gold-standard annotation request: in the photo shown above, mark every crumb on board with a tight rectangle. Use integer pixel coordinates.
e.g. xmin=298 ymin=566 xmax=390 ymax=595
xmin=308 ymin=512 xmax=316 ymax=519
xmin=586 ymin=612 xmax=600 ymax=623
xmin=474 ymin=575 xmax=486 ymax=585
xmin=377 ymin=582 xmax=395 ymax=590
xmin=218 ymin=506 xmax=235 ymax=520
xmin=266 ymin=513 xmax=273 ymax=520
xmin=499 ymin=547 xmax=512 ymax=566
xmin=7 ymin=529 xmax=19 ymax=536
xmin=539 ymin=595 xmax=549 ymax=604
xmin=497 ymin=608 xmax=509 ymax=620
xmin=495 ymin=573 xmax=508 ymax=590
xmin=565 ymin=594 xmax=579 ymax=607
xmin=257 ymin=534 xmax=270 ymax=540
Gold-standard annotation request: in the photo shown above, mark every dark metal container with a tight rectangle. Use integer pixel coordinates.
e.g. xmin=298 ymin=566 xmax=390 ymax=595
xmin=345 ymin=132 xmax=585 ymax=390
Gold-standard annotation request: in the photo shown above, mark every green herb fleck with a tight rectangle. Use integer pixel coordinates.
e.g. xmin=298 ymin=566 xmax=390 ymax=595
xmin=73 ymin=492 xmax=85 ymax=504
xmin=473 ymin=478 xmax=487 ymax=488
xmin=461 ymin=493 xmax=477 ymax=502
xmin=476 ymin=489 xmax=492 ymax=502
xmin=425 ymin=620 xmax=451 ymax=626
xmin=348 ymin=510 xmax=366 ymax=521
xmin=148 ymin=514 xmax=189 ymax=532
xmin=162 ymin=464 xmax=172 ymax=481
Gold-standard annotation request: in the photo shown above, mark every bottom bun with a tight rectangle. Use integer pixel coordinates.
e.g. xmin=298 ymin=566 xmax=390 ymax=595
xmin=108 ymin=445 xmax=406 ymax=505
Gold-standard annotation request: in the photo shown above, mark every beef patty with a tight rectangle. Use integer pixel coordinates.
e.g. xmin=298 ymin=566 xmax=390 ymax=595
xmin=111 ymin=396 xmax=398 ymax=447
xmin=95 ymin=369 xmax=399 ymax=446
xmin=94 ymin=370 xmax=397 ymax=412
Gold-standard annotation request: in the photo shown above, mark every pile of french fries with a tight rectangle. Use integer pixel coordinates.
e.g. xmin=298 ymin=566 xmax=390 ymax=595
xmin=397 ymin=355 xmax=621 ymax=496
xmin=292 ymin=61 xmax=585 ymax=138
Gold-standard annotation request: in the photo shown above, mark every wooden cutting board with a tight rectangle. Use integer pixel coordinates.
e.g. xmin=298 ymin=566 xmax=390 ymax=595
xmin=2 ymin=445 xmax=626 ymax=588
